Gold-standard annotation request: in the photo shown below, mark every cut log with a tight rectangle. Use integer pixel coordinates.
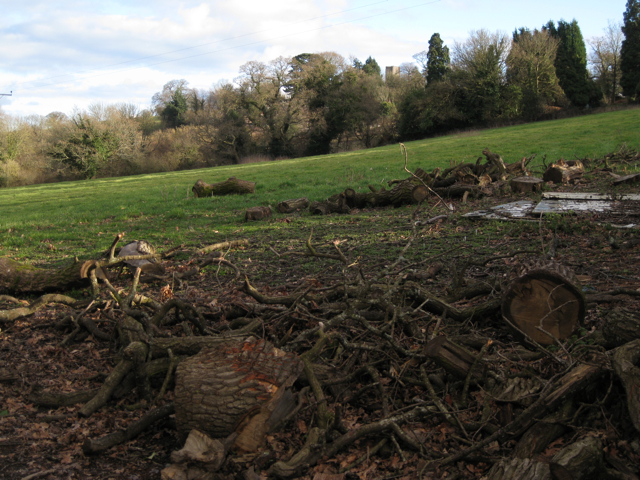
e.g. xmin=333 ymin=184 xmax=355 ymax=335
xmin=310 ymin=194 xmax=350 ymax=215
xmin=612 ymin=172 xmax=640 ymax=186
xmin=276 ymin=197 xmax=309 ymax=214
xmin=192 ymin=177 xmax=255 ymax=197
xmin=602 ymin=308 xmax=640 ymax=348
xmin=482 ymin=148 xmax=508 ymax=180
xmin=0 ymin=257 xmax=91 ymax=294
xmin=612 ymin=339 xmax=640 ymax=433
xmin=510 ymin=176 xmax=544 ymax=194
xmin=542 ymin=159 xmax=584 ymax=184
xmin=502 ymin=258 xmax=586 ymax=346
xmin=244 ymin=206 xmax=272 ymax=222
xmin=549 ymin=436 xmax=604 ymax=480
xmin=513 ymin=401 xmax=573 ymax=458
xmin=486 ymin=457 xmax=551 ymax=480
xmin=174 ymin=338 xmax=303 ymax=452
xmin=424 ymin=336 xmax=486 ymax=381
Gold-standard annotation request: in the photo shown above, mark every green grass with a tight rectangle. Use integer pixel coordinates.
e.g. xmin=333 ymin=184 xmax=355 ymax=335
xmin=1 ymin=108 xmax=639 ymax=264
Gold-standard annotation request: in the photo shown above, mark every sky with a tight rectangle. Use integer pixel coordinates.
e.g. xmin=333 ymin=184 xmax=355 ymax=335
xmin=0 ymin=0 xmax=628 ymax=118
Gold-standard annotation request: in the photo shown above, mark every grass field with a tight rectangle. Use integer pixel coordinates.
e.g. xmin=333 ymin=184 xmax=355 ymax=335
xmin=1 ymin=107 xmax=639 ymax=264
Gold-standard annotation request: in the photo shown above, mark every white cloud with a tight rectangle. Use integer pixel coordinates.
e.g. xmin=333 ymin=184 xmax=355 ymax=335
xmin=0 ymin=0 xmax=628 ymax=117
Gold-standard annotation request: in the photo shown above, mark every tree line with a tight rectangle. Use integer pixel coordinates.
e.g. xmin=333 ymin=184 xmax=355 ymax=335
xmin=1 ymin=2 xmax=640 ymax=186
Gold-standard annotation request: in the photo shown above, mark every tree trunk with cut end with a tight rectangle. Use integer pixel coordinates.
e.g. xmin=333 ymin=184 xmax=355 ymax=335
xmin=342 ymin=178 xmax=430 ymax=211
xmin=424 ymin=336 xmax=486 ymax=380
xmin=192 ymin=177 xmax=255 ymax=197
xmin=502 ymin=258 xmax=586 ymax=346
xmin=174 ymin=338 xmax=303 ymax=452
xmin=542 ymin=159 xmax=584 ymax=184
xmin=613 ymin=339 xmax=640 ymax=433
xmin=276 ymin=197 xmax=309 ymax=214
xmin=510 ymin=176 xmax=544 ymax=194
xmin=310 ymin=193 xmax=350 ymax=215
xmin=0 ymin=257 xmax=91 ymax=294
xmin=602 ymin=308 xmax=640 ymax=348
xmin=245 ymin=206 xmax=272 ymax=222
xmin=549 ymin=436 xmax=604 ymax=480
xmin=486 ymin=457 xmax=551 ymax=480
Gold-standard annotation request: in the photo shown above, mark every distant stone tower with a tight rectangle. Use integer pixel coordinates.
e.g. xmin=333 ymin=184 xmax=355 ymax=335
xmin=385 ymin=66 xmax=400 ymax=80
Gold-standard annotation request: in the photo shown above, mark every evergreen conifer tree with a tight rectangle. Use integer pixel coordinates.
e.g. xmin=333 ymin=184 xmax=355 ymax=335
xmin=620 ymin=0 xmax=640 ymax=97
xmin=546 ymin=19 xmax=598 ymax=107
xmin=426 ymin=33 xmax=450 ymax=83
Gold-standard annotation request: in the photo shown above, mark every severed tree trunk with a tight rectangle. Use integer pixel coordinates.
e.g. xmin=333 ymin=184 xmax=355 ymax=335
xmin=0 ymin=257 xmax=92 ymax=294
xmin=613 ymin=339 xmax=640 ymax=433
xmin=310 ymin=193 xmax=350 ymax=215
xmin=245 ymin=206 xmax=272 ymax=222
xmin=486 ymin=457 xmax=551 ymax=480
xmin=549 ymin=436 xmax=604 ymax=480
xmin=601 ymin=308 xmax=640 ymax=348
xmin=174 ymin=338 xmax=303 ymax=452
xmin=276 ymin=197 xmax=310 ymax=214
xmin=342 ymin=179 xmax=429 ymax=211
xmin=502 ymin=258 xmax=586 ymax=346
xmin=192 ymin=177 xmax=255 ymax=197
xmin=542 ymin=159 xmax=584 ymax=184
xmin=510 ymin=176 xmax=544 ymax=194
xmin=424 ymin=336 xmax=486 ymax=381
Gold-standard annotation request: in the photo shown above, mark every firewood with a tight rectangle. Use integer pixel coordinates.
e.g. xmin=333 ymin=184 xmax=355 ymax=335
xmin=510 ymin=176 xmax=544 ymax=194
xmin=244 ymin=205 xmax=272 ymax=221
xmin=502 ymin=258 xmax=586 ymax=346
xmin=542 ymin=159 xmax=584 ymax=184
xmin=192 ymin=177 xmax=255 ymax=197
xmin=174 ymin=338 xmax=303 ymax=452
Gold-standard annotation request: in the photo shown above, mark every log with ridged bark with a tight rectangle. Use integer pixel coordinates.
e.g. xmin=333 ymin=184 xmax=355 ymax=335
xmin=276 ymin=197 xmax=310 ymax=214
xmin=174 ymin=337 xmax=303 ymax=452
xmin=0 ymin=257 xmax=91 ymax=294
xmin=192 ymin=177 xmax=255 ymax=197
xmin=502 ymin=258 xmax=586 ymax=346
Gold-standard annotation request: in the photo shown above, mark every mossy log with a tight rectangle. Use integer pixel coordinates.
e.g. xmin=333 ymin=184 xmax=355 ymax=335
xmin=174 ymin=338 xmax=303 ymax=452
xmin=542 ymin=159 xmax=584 ymax=184
xmin=0 ymin=257 xmax=91 ymax=294
xmin=502 ymin=258 xmax=586 ymax=346
xmin=276 ymin=197 xmax=310 ymax=214
xmin=192 ymin=177 xmax=255 ymax=197
xmin=310 ymin=193 xmax=350 ymax=215
xmin=343 ymin=178 xmax=429 ymax=210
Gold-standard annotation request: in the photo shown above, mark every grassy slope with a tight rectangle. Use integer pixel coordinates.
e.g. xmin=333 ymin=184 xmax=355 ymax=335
xmin=1 ymin=107 xmax=639 ymax=263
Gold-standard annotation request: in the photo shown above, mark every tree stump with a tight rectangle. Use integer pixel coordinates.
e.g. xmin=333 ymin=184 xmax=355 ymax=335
xmin=174 ymin=338 xmax=303 ymax=452
xmin=510 ymin=176 xmax=544 ymax=194
xmin=245 ymin=206 xmax=272 ymax=222
xmin=276 ymin=197 xmax=309 ymax=214
xmin=192 ymin=177 xmax=255 ymax=197
xmin=502 ymin=259 xmax=586 ymax=346
xmin=542 ymin=159 xmax=584 ymax=184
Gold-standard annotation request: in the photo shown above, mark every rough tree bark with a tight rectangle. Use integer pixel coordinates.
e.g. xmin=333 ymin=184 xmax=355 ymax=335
xmin=174 ymin=337 xmax=303 ymax=452
xmin=191 ymin=177 xmax=255 ymax=197
xmin=542 ymin=159 xmax=584 ymax=184
xmin=276 ymin=197 xmax=310 ymax=214
xmin=0 ymin=257 xmax=91 ymax=294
